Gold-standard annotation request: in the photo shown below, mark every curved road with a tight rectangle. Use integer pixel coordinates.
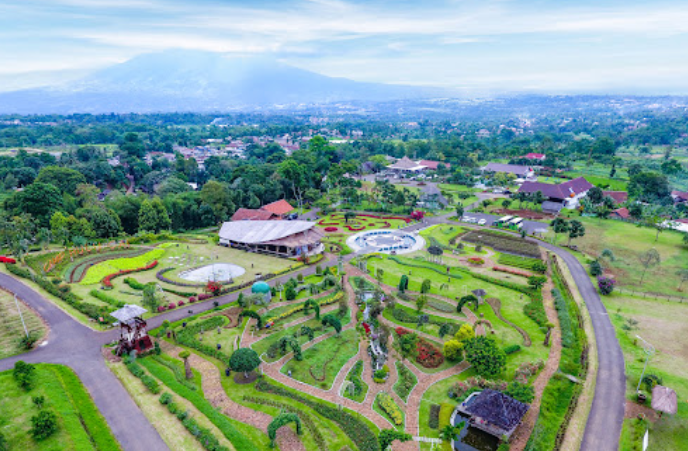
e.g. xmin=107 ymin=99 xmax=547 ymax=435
xmin=0 ymin=221 xmax=625 ymax=451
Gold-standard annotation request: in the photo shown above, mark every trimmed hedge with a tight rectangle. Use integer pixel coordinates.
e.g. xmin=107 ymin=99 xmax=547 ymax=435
xmin=438 ymin=403 xmax=454 ymax=451
xmin=176 ymin=317 xmax=231 ymax=365
xmin=497 ymin=254 xmax=544 ymax=272
xmin=90 ymin=289 xmax=126 ymax=308
xmin=255 ymin=378 xmax=379 ymax=451
xmin=428 ymin=404 xmax=440 ymax=429
xmin=125 ymin=359 xmax=161 ymax=394
xmin=388 ymin=256 xmax=463 ymax=280
xmin=139 ymin=357 xmax=255 ymax=450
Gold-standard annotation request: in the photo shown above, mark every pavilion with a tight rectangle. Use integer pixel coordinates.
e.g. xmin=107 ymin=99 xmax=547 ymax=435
xmin=111 ymin=305 xmax=152 ymax=356
xmin=457 ymin=389 xmax=529 ymax=438
xmin=218 ymin=220 xmax=324 ymax=258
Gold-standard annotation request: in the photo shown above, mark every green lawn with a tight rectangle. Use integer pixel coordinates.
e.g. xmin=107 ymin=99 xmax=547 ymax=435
xmin=0 ymin=290 xmax=47 ymax=359
xmin=0 ymin=364 xmax=121 ymax=451
xmin=602 ymin=294 xmax=688 ymax=450
xmin=281 ymin=329 xmax=360 ymax=390
xmin=541 ymin=215 xmax=688 ymax=297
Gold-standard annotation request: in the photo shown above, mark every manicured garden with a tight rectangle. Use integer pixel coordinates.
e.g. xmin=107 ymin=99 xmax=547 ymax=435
xmin=317 ymin=212 xmax=411 ymax=233
xmin=0 ymin=290 xmax=47 ymax=359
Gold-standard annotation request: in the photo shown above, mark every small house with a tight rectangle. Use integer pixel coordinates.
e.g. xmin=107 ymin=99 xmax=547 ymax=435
xmin=461 ymin=389 xmax=529 ymax=439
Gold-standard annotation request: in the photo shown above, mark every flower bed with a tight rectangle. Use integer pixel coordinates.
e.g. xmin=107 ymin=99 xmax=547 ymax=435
xmin=345 ymin=225 xmax=366 ymax=231
xmin=492 ymin=266 xmax=531 ymax=277
xmin=324 ymin=227 xmax=338 ymax=232
xmin=102 ymin=261 xmax=158 ymax=288
xmin=81 ymin=248 xmax=165 ymax=285
xmin=0 ymin=256 xmax=16 ymax=263
xmin=377 ymin=392 xmax=403 ymax=426
xmin=467 ymin=257 xmax=485 ymax=266
xmin=416 ymin=337 xmax=444 ymax=368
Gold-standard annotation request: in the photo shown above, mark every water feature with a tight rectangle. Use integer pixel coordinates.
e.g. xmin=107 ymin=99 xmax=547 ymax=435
xmin=348 ymin=229 xmax=425 ymax=254
xmin=452 ymin=413 xmax=500 ymax=451
xmin=178 ymin=263 xmax=246 ymax=282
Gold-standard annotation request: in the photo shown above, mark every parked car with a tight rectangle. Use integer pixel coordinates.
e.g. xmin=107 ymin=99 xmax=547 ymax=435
xmin=478 ymin=218 xmax=487 ymax=225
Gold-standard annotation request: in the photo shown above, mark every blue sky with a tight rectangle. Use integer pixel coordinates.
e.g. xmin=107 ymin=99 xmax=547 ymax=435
xmin=2 ymin=0 xmax=688 ymax=94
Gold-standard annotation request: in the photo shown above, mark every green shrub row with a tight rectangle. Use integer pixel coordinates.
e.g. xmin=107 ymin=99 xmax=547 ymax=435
xmin=551 ymin=289 xmax=576 ymax=348
xmin=125 ymin=360 xmax=161 ymax=394
xmin=504 ymin=344 xmax=522 ymax=355
xmin=51 ymin=365 xmax=123 ymax=451
xmin=150 ymin=355 xmax=197 ymax=391
xmin=393 ymin=363 xmax=417 ymax=402
xmin=176 ymin=317 xmax=231 ymax=365
xmin=242 ymin=396 xmax=327 ymax=450
xmin=428 ymin=404 xmax=440 ymax=429
xmin=343 ymin=360 xmax=366 ymax=402
xmin=438 ymin=403 xmax=454 ymax=451
xmin=497 ymin=254 xmax=544 ymax=272
xmin=124 ymin=277 xmax=197 ymax=297
xmin=255 ymin=378 xmax=379 ymax=451
xmin=159 ymin=392 xmax=230 ymax=451
xmin=124 ymin=277 xmax=147 ymax=290
xmin=89 ymin=289 xmax=126 ymax=308
xmin=139 ymin=357 xmax=255 ymax=450
xmin=6 ymin=263 xmax=114 ymax=323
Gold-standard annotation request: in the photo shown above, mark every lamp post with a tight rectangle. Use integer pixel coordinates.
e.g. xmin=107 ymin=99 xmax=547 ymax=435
xmin=635 ymin=335 xmax=655 ymax=394
xmin=14 ymin=294 xmax=29 ymax=338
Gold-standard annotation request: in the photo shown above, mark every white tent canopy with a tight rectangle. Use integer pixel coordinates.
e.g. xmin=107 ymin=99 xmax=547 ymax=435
xmin=111 ymin=304 xmax=147 ymax=323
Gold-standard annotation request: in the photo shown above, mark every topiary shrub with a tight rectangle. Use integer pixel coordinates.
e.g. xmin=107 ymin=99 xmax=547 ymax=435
xmin=30 ymin=410 xmax=58 ymax=440
xmin=13 ymin=361 xmax=36 ymax=391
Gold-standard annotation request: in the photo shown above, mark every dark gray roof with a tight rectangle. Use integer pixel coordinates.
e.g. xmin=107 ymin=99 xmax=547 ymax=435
xmin=482 ymin=163 xmax=532 ymax=176
xmin=518 ymin=177 xmax=593 ymax=200
xmin=466 ymin=389 xmax=529 ymax=431
xmin=541 ymin=201 xmax=564 ymax=213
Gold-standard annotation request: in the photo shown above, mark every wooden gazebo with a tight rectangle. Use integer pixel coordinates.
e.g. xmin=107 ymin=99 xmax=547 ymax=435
xmin=652 ymin=385 xmax=678 ymax=418
xmin=112 ymin=305 xmax=152 ymax=356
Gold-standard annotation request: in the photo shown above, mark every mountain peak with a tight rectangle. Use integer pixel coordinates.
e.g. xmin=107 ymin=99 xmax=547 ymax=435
xmin=0 ymin=50 xmax=446 ymax=114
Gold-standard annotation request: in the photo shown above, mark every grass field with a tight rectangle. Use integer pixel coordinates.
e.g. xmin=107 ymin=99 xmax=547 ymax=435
xmin=602 ymin=294 xmax=688 ymax=450
xmin=0 ymin=364 xmax=121 ymax=451
xmin=542 ymin=215 xmax=688 ymax=297
xmin=280 ymin=329 xmax=359 ymax=390
xmin=0 ymin=289 xmax=47 ymax=359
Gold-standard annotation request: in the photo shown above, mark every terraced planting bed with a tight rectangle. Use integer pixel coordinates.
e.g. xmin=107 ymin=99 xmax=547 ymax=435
xmin=317 ymin=212 xmax=411 ymax=232
xmin=80 ymin=248 xmax=166 ymax=285
xmin=462 ymin=229 xmax=541 ymax=258
xmin=280 ymin=329 xmax=359 ymax=389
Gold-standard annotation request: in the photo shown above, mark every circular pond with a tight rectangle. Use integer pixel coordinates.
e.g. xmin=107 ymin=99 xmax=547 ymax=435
xmin=346 ymin=229 xmax=425 ymax=255
xmin=178 ymin=263 xmax=246 ymax=283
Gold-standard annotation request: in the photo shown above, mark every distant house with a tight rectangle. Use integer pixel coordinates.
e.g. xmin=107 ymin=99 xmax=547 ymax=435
xmin=665 ymin=218 xmax=688 ymax=233
xmin=523 ymin=153 xmax=546 ymax=161
xmin=611 ymin=207 xmax=630 ymax=220
xmin=541 ymin=201 xmax=564 ymax=215
xmin=671 ymin=191 xmax=688 ymax=203
xmin=481 ymin=163 xmax=535 ymax=180
xmin=230 ymin=199 xmax=295 ymax=221
xmin=518 ymin=177 xmax=594 ymax=209
xmin=419 ymin=160 xmax=451 ymax=171
xmin=459 ymin=389 xmax=529 ymax=439
xmin=387 ymin=156 xmax=427 ymax=174
xmin=419 ymin=184 xmax=448 ymax=209
xmin=603 ymin=191 xmax=628 ymax=205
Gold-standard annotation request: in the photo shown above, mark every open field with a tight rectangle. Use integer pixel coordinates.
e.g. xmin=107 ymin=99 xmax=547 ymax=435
xmin=0 ymin=289 xmax=47 ymax=359
xmin=0 ymin=363 xmax=121 ymax=451
xmin=542 ymin=215 xmax=688 ymax=297
xmin=602 ymin=294 xmax=688 ymax=450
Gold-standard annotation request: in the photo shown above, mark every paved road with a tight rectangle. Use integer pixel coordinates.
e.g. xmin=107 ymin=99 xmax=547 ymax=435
xmin=0 ymin=219 xmax=624 ymax=451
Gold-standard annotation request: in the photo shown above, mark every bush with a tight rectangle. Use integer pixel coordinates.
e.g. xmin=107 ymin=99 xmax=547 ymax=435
xmin=30 ymin=410 xmax=58 ymax=440
xmin=597 ymin=276 xmax=615 ymax=295
xmin=125 ymin=360 xmax=161 ymax=394
xmin=589 ymin=260 xmax=603 ymax=276
xmin=393 ymin=363 xmax=417 ymax=401
xmin=504 ymin=381 xmax=535 ymax=403
xmin=13 ymin=360 xmax=36 ymax=390
xmin=504 ymin=344 xmax=522 ymax=355
xmin=464 ymin=336 xmax=506 ymax=378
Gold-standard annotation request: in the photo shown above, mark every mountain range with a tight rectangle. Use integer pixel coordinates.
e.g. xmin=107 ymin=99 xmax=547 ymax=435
xmin=0 ymin=50 xmax=448 ymax=114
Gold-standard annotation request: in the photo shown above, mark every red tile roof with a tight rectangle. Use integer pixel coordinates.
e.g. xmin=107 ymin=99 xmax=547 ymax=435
xmin=672 ymin=191 xmax=688 ymax=202
xmin=603 ymin=191 xmax=628 ymax=204
xmin=262 ymin=199 xmax=294 ymax=216
xmin=419 ymin=160 xmax=450 ymax=170
xmin=231 ymin=208 xmax=276 ymax=221
xmin=524 ymin=153 xmax=546 ymax=160
xmin=612 ymin=207 xmax=630 ymax=219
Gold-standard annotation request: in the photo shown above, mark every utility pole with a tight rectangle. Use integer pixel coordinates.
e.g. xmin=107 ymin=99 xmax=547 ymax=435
xmin=14 ymin=294 xmax=29 ymax=338
xmin=635 ymin=335 xmax=655 ymax=393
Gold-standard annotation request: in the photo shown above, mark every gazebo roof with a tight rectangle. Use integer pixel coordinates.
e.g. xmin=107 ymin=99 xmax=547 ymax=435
xmin=652 ymin=386 xmax=677 ymax=415
xmin=472 ymin=289 xmax=487 ymax=297
xmin=465 ymin=389 xmax=529 ymax=431
xmin=111 ymin=304 xmax=147 ymax=323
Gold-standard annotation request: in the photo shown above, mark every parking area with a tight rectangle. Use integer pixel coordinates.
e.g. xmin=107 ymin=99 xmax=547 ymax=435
xmin=460 ymin=212 xmax=549 ymax=235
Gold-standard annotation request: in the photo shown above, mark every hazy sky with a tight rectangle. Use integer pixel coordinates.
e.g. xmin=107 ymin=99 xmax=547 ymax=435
xmin=2 ymin=0 xmax=688 ymax=94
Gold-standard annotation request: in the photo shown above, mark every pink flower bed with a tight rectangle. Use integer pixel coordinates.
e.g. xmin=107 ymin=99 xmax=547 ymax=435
xmin=345 ymin=225 xmax=366 ymax=231
xmin=324 ymin=227 xmax=338 ymax=232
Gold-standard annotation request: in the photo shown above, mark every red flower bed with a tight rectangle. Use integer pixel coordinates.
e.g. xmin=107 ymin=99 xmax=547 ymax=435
xmin=324 ymin=227 xmax=338 ymax=232
xmin=198 ymin=293 xmax=212 ymax=301
xmin=168 ymin=302 xmax=176 ymax=310
xmin=396 ymin=327 xmax=411 ymax=336
xmin=356 ymin=214 xmax=412 ymax=224
xmin=345 ymin=225 xmax=366 ymax=231
xmin=380 ymin=221 xmax=392 ymax=229
xmin=0 ymin=256 xmax=16 ymax=264
xmin=416 ymin=338 xmax=445 ymax=368
xmin=362 ymin=322 xmax=371 ymax=334
xmin=178 ymin=301 xmax=185 ymax=307
xmin=467 ymin=257 xmax=485 ymax=266
xmin=157 ymin=306 xmax=166 ymax=313
xmin=318 ymin=220 xmax=339 ymax=226
xmin=492 ymin=266 xmax=531 ymax=277
xmin=411 ymin=210 xmax=425 ymax=220
xmin=188 ymin=296 xmax=197 ymax=303
xmin=102 ymin=261 xmax=158 ymax=288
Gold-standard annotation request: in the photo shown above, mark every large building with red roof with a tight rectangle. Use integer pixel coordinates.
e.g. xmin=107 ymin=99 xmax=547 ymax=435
xmin=229 ymin=200 xmax=295 ymax=222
